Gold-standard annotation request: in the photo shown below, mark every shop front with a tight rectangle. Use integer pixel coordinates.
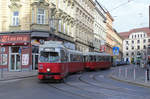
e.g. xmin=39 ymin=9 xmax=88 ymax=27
xmin=0 ymin=34 xmax=31 ymax=71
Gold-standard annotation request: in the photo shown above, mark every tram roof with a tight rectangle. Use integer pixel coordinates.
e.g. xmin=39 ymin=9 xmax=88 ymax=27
xmin=67 ymin=49 xmax=83 ymax=54
xmin=39 ymin=41 xmax=66 ymax=49
xmin=83 ymin=52 xmax=111 ymax=56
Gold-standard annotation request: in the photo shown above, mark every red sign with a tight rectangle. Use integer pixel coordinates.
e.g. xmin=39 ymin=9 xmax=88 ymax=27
xmin=0 ymin=35 xmax=29 ymax=43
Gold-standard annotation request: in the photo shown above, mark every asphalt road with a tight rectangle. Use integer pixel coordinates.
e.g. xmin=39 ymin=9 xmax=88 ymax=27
xmin=0 ymin=68 xmax=150 ymax=99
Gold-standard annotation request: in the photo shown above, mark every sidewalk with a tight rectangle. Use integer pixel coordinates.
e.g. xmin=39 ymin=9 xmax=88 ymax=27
xmin=111 ymin=64 xmax=150 ymax=88
xmin=0 ymin=70 xmax=37 ymax=81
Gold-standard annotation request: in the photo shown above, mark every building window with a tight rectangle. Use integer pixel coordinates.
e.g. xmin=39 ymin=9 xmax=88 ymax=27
xmin=37 ymin=8 xmax=45 ymax=24
xmin=135 ymin=35 xmax=136 ymax=38
xmin=137 ymin=45 xmax=140 ymax=50
xmin=132 ymin=46 xmax=134 ymax=50
xmin=63 ymin=22 xmax=66 ymax=33
xmin=126 ymin=53 xmax=128 ymax=56
xmin=138 ymin=34 xmax=139 ymax=38
xmin=32 ymin=9 xmax=34 ymax=23
xmin=126 ymin=41 xmax=128 ymax=45
xmin=58 ymin=20 xmax=62 ymax=32
xmin=12 ymin=11 xmax=19 ymax=26
xmin=148 ymin=39 xmax=150 ymax=42
xmin=143 ymin=39 xmax=146 ymax=43
xmin=131 ymin=52 xmax=134 ymax=55
xmin=137 ymin=40 xmax=140 ymax=43
xmin=126 ymin=47 xmax=128 ymax=50
xmin=144 ymin=45 xmax=146 ymax=49
xmin=132 ymin=40 xmax=134 ymax=44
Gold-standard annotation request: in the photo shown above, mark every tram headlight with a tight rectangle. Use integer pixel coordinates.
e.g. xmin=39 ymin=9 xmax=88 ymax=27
xmin=47 ymin=68 xmax=50 ymax=72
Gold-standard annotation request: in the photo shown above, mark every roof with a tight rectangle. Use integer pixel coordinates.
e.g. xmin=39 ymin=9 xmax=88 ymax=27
xmin=84 ymin=52 xmax=111 ymax=56
xmin=119 ymin=27 xmax=150 ymax=39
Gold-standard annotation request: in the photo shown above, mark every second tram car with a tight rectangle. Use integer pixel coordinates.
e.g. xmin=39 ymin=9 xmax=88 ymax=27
xmin=84 ymin=52 xmax=112 ymax=70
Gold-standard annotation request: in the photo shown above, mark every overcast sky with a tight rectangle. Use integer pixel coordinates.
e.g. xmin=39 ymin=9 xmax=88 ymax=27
xmin=98 ymin=0 xmax=150 ymax=33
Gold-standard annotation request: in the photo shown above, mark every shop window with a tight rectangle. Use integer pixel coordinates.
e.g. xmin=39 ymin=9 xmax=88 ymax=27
xmin=32 ymin=46 xmax=39 ymax=53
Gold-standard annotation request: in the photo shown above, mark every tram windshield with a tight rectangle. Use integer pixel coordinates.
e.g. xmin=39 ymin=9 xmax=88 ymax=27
xmin=39 ymin=51 xmax=60 ymax=63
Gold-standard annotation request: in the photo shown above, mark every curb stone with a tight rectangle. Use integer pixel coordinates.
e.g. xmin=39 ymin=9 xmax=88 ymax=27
xmin=110 ymin=75 xmax=150 ymax=88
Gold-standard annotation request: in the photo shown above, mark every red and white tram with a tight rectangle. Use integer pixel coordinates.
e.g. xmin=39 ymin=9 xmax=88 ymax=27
xmin=38 ymin=41 xmax=68 ymax=81
xmin=84 ymin=52 xmax=112 ymax=70
xmin=38 ymin=41 xmax=112 ymax=81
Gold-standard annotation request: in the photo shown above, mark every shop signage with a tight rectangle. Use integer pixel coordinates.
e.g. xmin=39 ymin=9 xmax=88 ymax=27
xmin=0 ymin=35 xmax=29 ymax=43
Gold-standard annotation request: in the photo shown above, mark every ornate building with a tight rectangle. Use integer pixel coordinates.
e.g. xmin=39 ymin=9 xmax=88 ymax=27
xmin=120 ymin=27 xmax=150 ymax=63
xmin=74 ymin=0 xmax=95 ymax=52
xmin=0 ymin=0 xmax=76 ymax=71
xmin=93 ymin=0 xmax=106 ymax=52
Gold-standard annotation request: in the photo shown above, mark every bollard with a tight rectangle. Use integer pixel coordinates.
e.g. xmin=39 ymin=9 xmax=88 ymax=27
xmin=125 ymin=68 xmax=128 ymax=79
xmin=147 ymin=69 xmax=149 ymax=81
xmin=133 ymin=68 xmax=136 ymax=80
xmin=145 ymin=70 xmax=148 ymax=83
xmin=0 ymin=68 xmax=3 ymax=79
xmin=119 ymin=68 xmax=121 ymax=77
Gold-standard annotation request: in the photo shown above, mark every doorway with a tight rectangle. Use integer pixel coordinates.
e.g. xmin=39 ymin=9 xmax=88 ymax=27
xmin=9 ymin=47 xmax=21 ymax=71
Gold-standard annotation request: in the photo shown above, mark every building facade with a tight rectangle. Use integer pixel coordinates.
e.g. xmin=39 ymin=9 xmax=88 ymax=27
xmin=74 ymin=0 xmax=95 ymax=52
xmin=105 ymin=12 xmax=123 ymax=60
xmin=93 ymin=0 xmax=106 ymax=52
xmin=119 ymin=27 xmax=150 ymax=63
xmin=0 ymin=0 xmax=76 ymax=71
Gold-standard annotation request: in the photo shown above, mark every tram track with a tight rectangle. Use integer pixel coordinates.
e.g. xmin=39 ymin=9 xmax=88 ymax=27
xmin=47 ymin=83 xmax=92 ymax=99
xmin=45 ymin=71 xmax=149 ymax=99
xmin=69 ymin=72 xmax=144 ymax=98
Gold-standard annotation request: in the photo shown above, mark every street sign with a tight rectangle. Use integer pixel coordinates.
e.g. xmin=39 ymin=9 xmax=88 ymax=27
xmin=113 ymin=47 xmax=119 ymax=55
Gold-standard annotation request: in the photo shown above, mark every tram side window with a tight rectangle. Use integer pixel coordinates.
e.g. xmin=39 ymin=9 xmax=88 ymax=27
xmin=101 ymin=56 xmax=105 ymax=61
xmin=60 ymin=50 xmax=68 ymax=62
xmin=99 ymin=56 xmax=102 ymax=62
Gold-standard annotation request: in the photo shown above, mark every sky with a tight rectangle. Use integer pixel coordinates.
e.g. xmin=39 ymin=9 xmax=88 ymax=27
xmin=98 ymin=0 xmax=150 ymax=33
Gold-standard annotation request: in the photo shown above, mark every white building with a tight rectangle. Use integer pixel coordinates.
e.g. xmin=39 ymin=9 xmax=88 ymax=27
xmin=93 ymin=0 xmax=107 ymax=52
xmin=120 ymin=27 xmax=150 ymax=63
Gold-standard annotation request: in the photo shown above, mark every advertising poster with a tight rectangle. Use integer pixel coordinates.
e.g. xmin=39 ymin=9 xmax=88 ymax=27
xmin=22 ymin=54 xmax=29 ymax=65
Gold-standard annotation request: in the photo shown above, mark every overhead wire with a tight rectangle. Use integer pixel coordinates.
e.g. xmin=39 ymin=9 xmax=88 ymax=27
xmin=110 ymin=0 xmax=134 ymax=12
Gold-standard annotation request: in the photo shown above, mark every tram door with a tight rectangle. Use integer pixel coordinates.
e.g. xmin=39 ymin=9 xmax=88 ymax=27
xmin=9 ymin=47 xmax=21 ymax=71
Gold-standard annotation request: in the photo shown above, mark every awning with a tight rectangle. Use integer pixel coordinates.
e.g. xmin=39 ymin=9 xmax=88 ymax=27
xmin=31 ymin=32 xmax=49 ymax=37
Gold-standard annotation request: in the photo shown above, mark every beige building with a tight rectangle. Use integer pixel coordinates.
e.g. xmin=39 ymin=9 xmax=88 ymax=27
xmin=105 ymin=12 xmax=123 ymax=60
xmin=0 ymin=0 xmax=96 ymax=52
